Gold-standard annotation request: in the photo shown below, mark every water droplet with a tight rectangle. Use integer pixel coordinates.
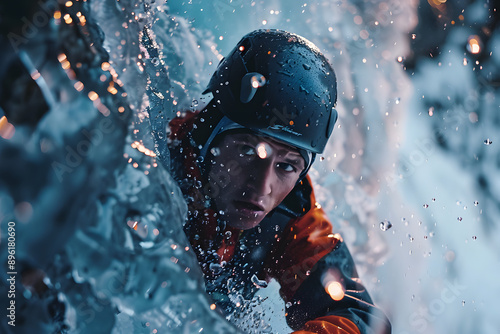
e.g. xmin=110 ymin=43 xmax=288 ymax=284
xmin=472 ymin=236 xmax=477 ymax=240
xmin=225 ymin=230 xmax=232 ymax=239
xmin=484 ymin=138 xmax=492 ymax=145
xmin=457 ymin=217 xmax=463 ymax=221
xmin=299 ymin=85 xmax=309 ymax=94
xmin=305 ymin=270 xmax=311 ymax=276
xmin=209 ymin=263 xmax=222 ymax=275
xmin=462 ymin=300 xmax=465 ymax=306
xmin=379 ymin=220 xmax=392 ymax=231
xmin=286 ymin=302 xmax=292 ymax=308
xmin=432 ymin=198 xmax=436 ymax=202
xmin=302 ymin=64 xmax=311 ymax=70
xmin=423 ymin=204 xmax=429 ymax=208
xmin=210 ymin=147 xmax=221 ymax=156
xmin=395 ymin=97 xmax=400 ymax=104
xmin=474 ymin=201 xmax=479 ymax=206
xmin=192 ymin=99 xmax=199 ymax=107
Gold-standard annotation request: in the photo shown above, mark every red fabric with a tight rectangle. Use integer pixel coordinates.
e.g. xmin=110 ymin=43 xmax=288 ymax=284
xmin=263 ymin=177 xmax=341 ymax=301
xmin=216 ymin=226 xmax=241 ymax=263
xmin=293 ymin=316 xmax=361 ymax=334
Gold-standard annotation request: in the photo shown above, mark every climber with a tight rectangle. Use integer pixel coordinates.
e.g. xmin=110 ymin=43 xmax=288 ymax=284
xmin=168 ymin=29 xmax=391 ymax=334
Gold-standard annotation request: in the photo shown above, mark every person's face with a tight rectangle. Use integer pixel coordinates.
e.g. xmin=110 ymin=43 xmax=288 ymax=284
xmin=207 ymin=132 xmax=306 ymax=230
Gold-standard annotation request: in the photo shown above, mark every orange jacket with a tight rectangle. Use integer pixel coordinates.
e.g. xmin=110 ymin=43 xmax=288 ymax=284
xmin=168 ymin=110 xmax=391 ymax=334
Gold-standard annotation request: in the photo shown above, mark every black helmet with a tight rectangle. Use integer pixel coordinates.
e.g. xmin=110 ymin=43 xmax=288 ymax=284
xmin=204 ymin=29 xmax=338 ymax=155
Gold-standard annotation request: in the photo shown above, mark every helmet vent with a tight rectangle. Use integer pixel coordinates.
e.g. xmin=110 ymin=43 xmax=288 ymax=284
xmin=238 ymin=38 xmax=252 ymax=58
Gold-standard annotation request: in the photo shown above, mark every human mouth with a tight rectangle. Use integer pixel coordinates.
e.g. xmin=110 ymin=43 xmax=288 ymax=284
xmin=233 ymin=200 xmax=265 ymax=216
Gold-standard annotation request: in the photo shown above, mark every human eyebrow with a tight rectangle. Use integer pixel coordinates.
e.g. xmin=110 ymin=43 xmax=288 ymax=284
xmin=283 ymin=155 xmax=305 ymax=169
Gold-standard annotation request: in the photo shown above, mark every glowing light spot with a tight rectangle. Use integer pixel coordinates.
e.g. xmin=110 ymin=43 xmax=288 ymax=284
xmin=397 ymin=56 xmax=403 ymax=63
xmin=256 ymin=143 xmax=268 ymax=159
xmin=65 ymin=1 xmax=73 ymax=7
xmin=262 ymin=20 xmax=267 ymax=25
xmin=131 ymin=141 xmax=157 ymax=157
xmin=63 ymin=14 xmax=72 ymax=24
xmin=127 ymin=219 xmax=139 ymax=230
xmin=54 ymin=11 xmax=61 ymax=19
xmin=0 ymin=116 xmax=15 ymax=140
xmin=327 ymin=233 xmax=342 ymax=241
xmin=74 ymin=81 xmax=84 ymax=91
xmin=61 ymin=60 xmax=71 ymax=70
xmin=210 ymin=304 xmax=216 ymax=310
xmin=57 ymin=53 xmax=67 ymax=62
xmin=118 ymin=106 xmax=125 ymax=113
xmin=467 ymin=35 xmax=481 ymax=54
xmin=30 ymin=71 xmax=41 ymax=80
xmin=428 ymin=0 xmax=446 ymax=8
xmin=239 ymin=46 xmax=245 ymax=52
xmin=88 ymin=91 xmax=98 ymax=101
xmin=326 ymin=281 xmax=345 ymax=301
xmin=250 ymin=75 xmax=266 ymax=89
xmin=107 ymin=84 xmax=118 ymax=95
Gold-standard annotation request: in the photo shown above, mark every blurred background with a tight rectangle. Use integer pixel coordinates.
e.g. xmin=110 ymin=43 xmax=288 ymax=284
xmin=1 ymin=0 xmax=498 ymax=333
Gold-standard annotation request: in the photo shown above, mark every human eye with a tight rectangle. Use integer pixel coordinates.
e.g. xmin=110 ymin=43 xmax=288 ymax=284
xmin=238 ymin=144 xmax=256 ymax=157
xmin=276 ymin=162 xmax=298 ymax=173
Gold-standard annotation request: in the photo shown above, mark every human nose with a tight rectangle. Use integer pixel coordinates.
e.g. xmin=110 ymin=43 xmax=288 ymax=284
xmin=248 ymin=158 xmax=274 ymax=196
